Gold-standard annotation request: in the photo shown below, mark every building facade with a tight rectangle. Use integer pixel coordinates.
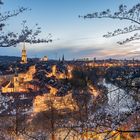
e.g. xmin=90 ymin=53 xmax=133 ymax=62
xmin=1 ymin=65 xmax=36 ymax=93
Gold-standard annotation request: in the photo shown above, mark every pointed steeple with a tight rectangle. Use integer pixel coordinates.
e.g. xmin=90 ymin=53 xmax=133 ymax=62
xmin=62 ymin=54 xmax=65 ymax=62
xmin=21 ymin=42 xmax=27 ymax=64
xmin=23 ymin=42 xmax=26 ymax=50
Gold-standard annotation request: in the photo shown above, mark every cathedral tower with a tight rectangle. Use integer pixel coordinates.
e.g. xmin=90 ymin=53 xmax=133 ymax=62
xmin=21 ymin=43 xmax=27 ymax=64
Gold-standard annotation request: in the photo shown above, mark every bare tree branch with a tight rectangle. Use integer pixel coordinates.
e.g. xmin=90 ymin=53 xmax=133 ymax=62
xmin=80 ymin=4 xmax=140 ymax=25
xmin=0 ymin=7 xmax=28 ymax=23
xmin=79 ymin=3 xmax=140 ymax=45
xmin=0 ymin=2 xmax=52 ymax=47
xmin=103 ymin=25 xmax=140 ymax=38
xmin=117 ymin=33 xmax=140 ymax=45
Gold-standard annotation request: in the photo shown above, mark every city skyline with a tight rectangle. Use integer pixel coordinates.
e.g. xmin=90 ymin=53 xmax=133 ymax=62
xmin=0 ymin=1 xmax=140 ymax=139
xmin=0 ymin=0 xmax=140 ymax=60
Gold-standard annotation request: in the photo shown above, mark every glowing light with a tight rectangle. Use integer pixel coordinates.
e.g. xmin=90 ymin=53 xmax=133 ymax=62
xmin=48 ymin=85 xmax=58 ymax=95
xmin=88 ymin=85 xmax=99 ymax=97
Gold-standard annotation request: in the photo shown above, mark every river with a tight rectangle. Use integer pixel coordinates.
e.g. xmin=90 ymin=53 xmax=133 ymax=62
xmin=100 ymin=79 xmax=136 ymax=116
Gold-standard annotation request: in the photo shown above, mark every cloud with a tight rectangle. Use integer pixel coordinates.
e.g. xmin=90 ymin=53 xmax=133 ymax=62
xmin=0 ymin=36 xmax=140 ymax=60
xmin=27 ymin=44 xmax=104 ymax=59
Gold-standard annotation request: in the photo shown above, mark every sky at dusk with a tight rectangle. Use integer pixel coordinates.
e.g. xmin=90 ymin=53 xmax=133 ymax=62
xmin=0 ymin=0 xmax=140 ymax=60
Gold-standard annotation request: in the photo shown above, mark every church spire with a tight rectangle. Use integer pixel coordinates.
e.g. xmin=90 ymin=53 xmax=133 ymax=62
xmin=62 ymin=54 xmax=65 ymax=62
xmin=21 ymin=42 xmax=27 ymax=64
xmin=23 ymin=41 xmax=26 ymax=50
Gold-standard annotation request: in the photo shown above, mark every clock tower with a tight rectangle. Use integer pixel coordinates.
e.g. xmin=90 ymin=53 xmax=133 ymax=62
xmin=21 ymin=43 xmax=27 ymax=64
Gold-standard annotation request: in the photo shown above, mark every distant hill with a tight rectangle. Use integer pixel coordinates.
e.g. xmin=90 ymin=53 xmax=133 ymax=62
xmin=0 ymin=56 xmax=40 ymax=65
xmin=0 ymin=56 xmax=20 ymax=64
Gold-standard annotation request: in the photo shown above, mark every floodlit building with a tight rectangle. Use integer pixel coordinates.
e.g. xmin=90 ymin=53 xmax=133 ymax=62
xmin=1 ymin=65 xmax=36 ymax=93
xmin=40 ymin=56 xmax=48 ymax=62
xmin=21 ymin=43 xmax=27 ymax=64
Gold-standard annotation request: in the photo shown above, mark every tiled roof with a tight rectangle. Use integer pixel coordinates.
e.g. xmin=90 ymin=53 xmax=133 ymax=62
xmin=1 ymin=81 xmax=10 ymax=87
xmin=8 ymin=82 xmax=14 ymax=88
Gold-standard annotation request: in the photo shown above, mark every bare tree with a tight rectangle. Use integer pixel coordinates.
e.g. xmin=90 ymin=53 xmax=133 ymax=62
xmin=0 ymin=0 xmax=52 ymax=48
xmin=79 ymin=3 xmax=140 ymax=45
